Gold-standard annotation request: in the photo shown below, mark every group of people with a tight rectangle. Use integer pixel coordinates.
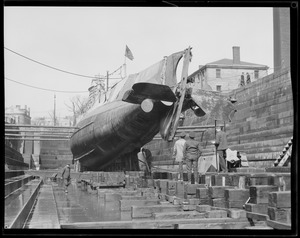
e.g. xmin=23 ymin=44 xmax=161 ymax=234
xmin=172 ymin=126 xmax=229 ymax=184
xmin=240 ymin=72 xmax=251 ymax=87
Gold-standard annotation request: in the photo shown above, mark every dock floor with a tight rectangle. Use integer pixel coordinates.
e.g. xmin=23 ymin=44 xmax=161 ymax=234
xmin=23 ymin=180 xmax=131 ymax=228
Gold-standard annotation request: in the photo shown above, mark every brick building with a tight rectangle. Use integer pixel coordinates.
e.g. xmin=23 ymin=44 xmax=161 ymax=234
xmin=188 ymin=46 xmax=269 ymax=93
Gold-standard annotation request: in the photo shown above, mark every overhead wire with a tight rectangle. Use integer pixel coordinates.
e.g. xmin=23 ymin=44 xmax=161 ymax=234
xmin=5 ymin=77 xmax=88 ymax=93
xmin=4 ymin=47 xmax=123 ymax=80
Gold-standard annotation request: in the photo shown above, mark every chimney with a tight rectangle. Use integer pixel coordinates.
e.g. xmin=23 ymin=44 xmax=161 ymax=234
xmin=233 ymin=46 xmax=240 ymax=64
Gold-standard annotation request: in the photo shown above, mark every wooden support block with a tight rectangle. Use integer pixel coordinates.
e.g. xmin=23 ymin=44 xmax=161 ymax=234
xmin=268 ymin=207 xmax=291 ymax=223
xmin=104 ymin=193 xmax=122 ymax=202
xmin=228 ymin=208 xmax=246 ymax=219
xmin=131 ymin=205 xmax=182 ymax=219
xmin=246 ymin=211 xmax=269 ymax=221
xmin=249 ymin=185 xmax=278 ymax=204
xmin=209 ymin=186 xmax=233 ymax=198
xmin=196 ymin=187 xmax=208 ymax=199
xmin=153 ymin=211 xmax=205 ymax=220
xmin=245 ymin=203 xmax=268 ymax=214
xmin=195 ymin=204 xmax=211 ymax=213
xmin=205 ymin=210 xmax=228 ymax=218
xmin=184 ymin=184 xmax=206 ymax=195
xmin=268 ymin=191 xmax=291 ymax=208
xmin=178 ymin=221 xmax=254 ymax=229
xmin=61 ymin=217 xmax=249 ymax=229
xmin=176 ymin=181 xmax=185 ymax=198
xmin=214 ymin=174 xmax=231 ymax=186
xmin=159 ymin=180 xmax=169 ymax=194
xmin=188 ymin=198 xmax=201 ymax=205
xmin=224 ymin=188 xmax=249 ymax=202
xmin=121 ymin=195 xmax=145 ymax=200
xmin=120 ymin=199 xmax=160 ymax=211
xmin=173 ymin=198 xmax=181 ymax=205
xmin=154 ymin=179 xmax=160 ymax=190
xmin=182 ymin=204 xmax=197 ymax=211
xmin=157 ymin=193 xmax=166 ymax=201
xmin=212 ymin=198 xmax=226 ymax=208
xmin=244 ymin=225 xmax=273 ymax=230
xmin=167 ymin=180 xmax=177 ymax=194
xmin=272 ymin=175 xmax=291 ymax=191
xmin=225 ymin=200 xmax=247 ymax=209
xmin=199 ymin=198 xmax=210 ymax=205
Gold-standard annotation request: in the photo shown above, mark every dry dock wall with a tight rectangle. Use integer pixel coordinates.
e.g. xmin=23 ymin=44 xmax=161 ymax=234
xmin=39 ymin=140 xmax=73 ymax=169
xmin=146 ymin=68 xmax=293 ymax=169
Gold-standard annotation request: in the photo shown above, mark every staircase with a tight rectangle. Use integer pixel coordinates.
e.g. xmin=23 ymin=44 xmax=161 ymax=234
xmin=273 ymin=137 xmax=293 ymax=167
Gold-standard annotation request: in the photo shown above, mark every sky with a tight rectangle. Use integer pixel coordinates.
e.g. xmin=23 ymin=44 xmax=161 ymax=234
xmin=4 ymin=7 xmax=274 ymax=119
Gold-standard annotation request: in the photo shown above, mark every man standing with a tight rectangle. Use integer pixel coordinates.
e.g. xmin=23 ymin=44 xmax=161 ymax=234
xmin=183 ymin=132 xmax=202 ymax=184
xmin=61 ymin=164 xmax=71 ymax=193
xmin=240 ymin=72 xmax=245 ymax=87
xmin=142 ymin=147 xmax=153 ymax=175
xmin=214 ymin=126 xmax=228 ymax=173
xmin=172 ymin=132 xmax=186 ymax=181
xmin=138 ymin=147 xmax=152 ymax=175
xmin=246 ymin=72 xmax=251 ymax=84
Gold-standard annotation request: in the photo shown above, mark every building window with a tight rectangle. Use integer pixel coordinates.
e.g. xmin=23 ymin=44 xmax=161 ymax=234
xmin=254 ymin=70 xmax=259 ymax=79
xmin=216 ymin=69 xmax=221 ymax=78
xmin=216 ymin=85 xmax=221 ymax=92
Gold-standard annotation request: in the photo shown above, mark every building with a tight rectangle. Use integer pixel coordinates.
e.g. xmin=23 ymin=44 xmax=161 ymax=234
xmin=273 ymin=8 xmax=290 ymax=71
xmin=5 ymin=105 xmax=31 ymax=124
xmin=31 ymin=116 xmax=73 ymax=127
xmin=188 ymin=46 xmax=269 ymax=92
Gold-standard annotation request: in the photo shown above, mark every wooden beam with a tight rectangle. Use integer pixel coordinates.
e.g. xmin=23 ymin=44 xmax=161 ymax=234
xmin=266 ymin=219 xmax=291 ymax=230
xmin=60 ymin=217 xmax=250 ymax=229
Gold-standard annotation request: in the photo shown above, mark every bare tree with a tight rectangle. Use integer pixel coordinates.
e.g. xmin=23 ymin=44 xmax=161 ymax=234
xmin=65 ymin=95 xmax=89 ymax=126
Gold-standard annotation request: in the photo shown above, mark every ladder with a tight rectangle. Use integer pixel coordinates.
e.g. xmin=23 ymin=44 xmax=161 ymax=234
xmin=274 ymin=137 xmax=293 ymax=167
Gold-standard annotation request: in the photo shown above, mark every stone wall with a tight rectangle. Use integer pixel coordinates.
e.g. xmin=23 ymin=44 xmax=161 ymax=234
xmin=39 ymin=140 xmax=73 ymax=169
xmin=145 ymin=67 xmax=293 ymax=169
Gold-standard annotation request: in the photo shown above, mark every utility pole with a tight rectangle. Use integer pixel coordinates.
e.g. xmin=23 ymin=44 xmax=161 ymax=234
xmin=54 ymin=94 xmax=56 ymax=126
xmin=106 ymin=71 xmax=109 ymax=92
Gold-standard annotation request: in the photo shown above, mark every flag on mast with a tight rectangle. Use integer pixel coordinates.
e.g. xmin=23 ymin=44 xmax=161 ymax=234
xmin=125 ymin=45 xmax=134 ymax=61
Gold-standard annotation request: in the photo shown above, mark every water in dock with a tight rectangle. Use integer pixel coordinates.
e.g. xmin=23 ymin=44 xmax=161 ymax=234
xmin=23 ymin=180 xmax=131 ymax=228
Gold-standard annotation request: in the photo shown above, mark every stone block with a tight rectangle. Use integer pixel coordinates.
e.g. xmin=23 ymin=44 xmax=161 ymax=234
xmin=249 ymin=185 xmax=278 ymax=204
xmin=268 ymin=191 xmax=291 ymax=208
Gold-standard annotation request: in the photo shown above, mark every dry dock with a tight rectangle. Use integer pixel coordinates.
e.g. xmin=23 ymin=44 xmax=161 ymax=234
xmin=4 ymin=168 xmax=292 ymax=233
